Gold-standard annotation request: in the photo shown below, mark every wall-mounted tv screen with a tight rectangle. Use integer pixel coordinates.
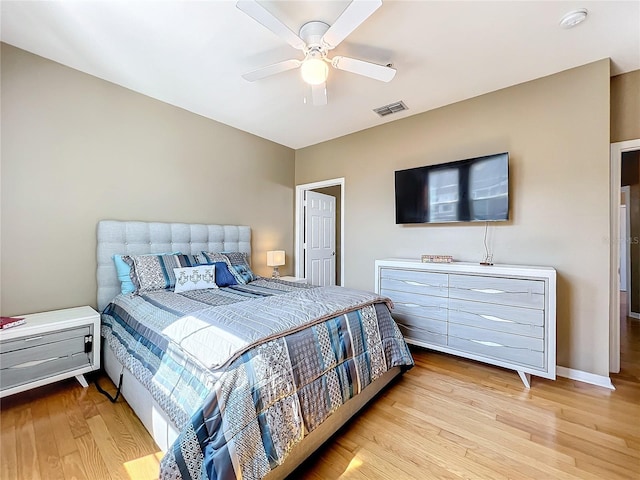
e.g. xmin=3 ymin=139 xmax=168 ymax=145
xmin=395 ymin=152 xmax=509 ymax=224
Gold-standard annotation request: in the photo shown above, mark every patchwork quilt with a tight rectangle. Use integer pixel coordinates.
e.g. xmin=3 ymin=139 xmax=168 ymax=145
xmin=101 ymin=279 xmax=414 ymax=480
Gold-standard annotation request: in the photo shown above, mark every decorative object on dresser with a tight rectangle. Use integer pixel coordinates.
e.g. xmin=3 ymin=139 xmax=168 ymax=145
xmin=375 ymin=258 xmax=556 ymax=388
xmin=421 ymin=254 xmax=453 ymax=263
xmin=0 ymin=306 xmax=100 ymax=398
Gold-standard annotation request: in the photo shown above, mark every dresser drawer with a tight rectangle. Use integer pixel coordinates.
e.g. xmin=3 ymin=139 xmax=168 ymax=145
xmin=398 ymin=323 xmax=447 ymax=347
xmin=449 ymin=274 xmax=545 ymax=309
xmin=0 ymin=336 xmax=91 ymax=390
xmin=384 ymin=289 xmax=449 ymax=322
xmin=448 ymin=298 xmax=544 ymax=338
xmin=392 ymin=312 xmax=447 ymax=334
xmin=448 ymin=323 xmax=544 ymax=368
xmin=380 ymin=268 xmax=448 ymax=297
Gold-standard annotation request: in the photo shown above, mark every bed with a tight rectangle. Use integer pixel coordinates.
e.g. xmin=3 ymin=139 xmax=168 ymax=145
xmin=96 ymin=220 xmax=413 ymax=480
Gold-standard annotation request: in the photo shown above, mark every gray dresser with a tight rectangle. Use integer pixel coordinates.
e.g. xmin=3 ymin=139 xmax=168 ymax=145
xmin=375 ymin=259 xmax=556 ymax=387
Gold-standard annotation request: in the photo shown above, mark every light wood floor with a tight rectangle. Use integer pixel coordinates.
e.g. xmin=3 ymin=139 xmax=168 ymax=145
xmin=2 ymin=302 xmax=639 ymax=480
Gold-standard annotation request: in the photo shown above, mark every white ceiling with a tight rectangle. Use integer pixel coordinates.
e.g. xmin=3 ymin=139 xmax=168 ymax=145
xmin=2 ymin=1 xmax=639 ymax=149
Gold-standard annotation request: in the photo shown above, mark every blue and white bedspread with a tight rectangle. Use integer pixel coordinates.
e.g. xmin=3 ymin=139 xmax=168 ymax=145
xmin=101 ymin=279 xmax=414 ymax=480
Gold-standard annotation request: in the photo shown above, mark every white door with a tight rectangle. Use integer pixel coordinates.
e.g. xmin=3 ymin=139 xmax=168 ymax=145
xmin=305 ymin=190 xmax=336 ymax=286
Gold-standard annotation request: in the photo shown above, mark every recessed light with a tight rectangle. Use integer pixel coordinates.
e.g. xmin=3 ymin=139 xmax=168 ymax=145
xmin=559 ymin=8 xmax=588 ymax=29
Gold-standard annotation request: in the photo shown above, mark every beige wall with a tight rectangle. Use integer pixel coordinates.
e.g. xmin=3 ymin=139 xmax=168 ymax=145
xmin=611 ymin=69 xmax=640 ymax=143
xmin=1 ymin=44 xmax=295 ymax=316
xmin=295 ymin=60 xmax=611 ymax=377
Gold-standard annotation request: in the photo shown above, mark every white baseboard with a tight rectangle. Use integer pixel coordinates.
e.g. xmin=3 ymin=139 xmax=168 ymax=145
xmin=556 ymin=366 xmax=615 ymax=390
xmin=630 ymin=311 xmax=640 ymax=320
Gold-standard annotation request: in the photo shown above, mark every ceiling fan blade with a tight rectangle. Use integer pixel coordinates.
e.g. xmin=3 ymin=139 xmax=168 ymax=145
xmin=322 ymin=0 xmax=382 ymax=49
xmin=236 ymin=0 xmax=306 ymax=50
xmin=311 ymin=83 xmax=328 ymax=106
xmin=331 ymin=56 xmax=396 ymax=82
xmin=242 ymin=59 xmax=301 ymax=82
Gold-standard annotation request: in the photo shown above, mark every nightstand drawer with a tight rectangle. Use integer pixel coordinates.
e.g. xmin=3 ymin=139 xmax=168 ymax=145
xmin=0 ymin=339 xmax=91 ymax=390
xmin=0 ymin=325 xmax=90 ymax=354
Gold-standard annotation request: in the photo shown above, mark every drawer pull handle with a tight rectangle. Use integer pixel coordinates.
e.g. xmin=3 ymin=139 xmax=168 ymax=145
xmin=480 ymin=314 xmax=513 ymax=323
xmin=470 ymin=340 xmax=503 ymax=347
xmin=404 ymin=281 xmax=429 ymax=287
xmin=24 ymin=336 xmax=44 ymax=342
xmin=470 ymin=288 xmax=505 ymax=294
xmin=10 ymin=357 xmax=60 ymax=369
xmin=398 ymin=303 xmax=442 ymax=309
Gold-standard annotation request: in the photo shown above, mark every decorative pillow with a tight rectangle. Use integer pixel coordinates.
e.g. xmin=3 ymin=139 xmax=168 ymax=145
xmin=211 ymin=262 xmax=238 ymax=287
xmin=222 ymin=252 xmax=258 ymax=283
xmin=201 ymin=252 xmax=246 ymax=285
xmin=125 ymin=253 xmax=201 ymax=293
xmin=174 ymin=266 xmax=217 ymax=293
xmin=113 ymin=252 xmax=181 ymax=295
xmin=175 ymin=253 xmax=205 ymax=267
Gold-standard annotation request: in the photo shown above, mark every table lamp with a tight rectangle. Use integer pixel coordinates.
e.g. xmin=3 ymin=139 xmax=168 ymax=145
xmin=266 ymin=250 xmax=285 ymax=279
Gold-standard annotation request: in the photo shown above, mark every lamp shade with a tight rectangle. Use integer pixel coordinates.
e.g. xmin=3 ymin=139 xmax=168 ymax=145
xmin=266 ymin=250 xmax=285 ymax=267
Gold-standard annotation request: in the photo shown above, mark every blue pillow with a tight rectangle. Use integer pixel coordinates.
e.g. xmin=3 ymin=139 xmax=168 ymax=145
xmin=213 ymin=262 xmax=238 ymax=287
xmin=222 ymin=252 xmax=258 ymax=283
xmin=113 ymin=255 xmax=136 ymax=294
xmin=201 ymin=251 xmax=247 ymax=285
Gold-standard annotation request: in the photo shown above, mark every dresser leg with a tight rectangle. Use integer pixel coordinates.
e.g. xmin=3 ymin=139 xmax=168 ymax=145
xmin=517 ymin=371 xmax=531 ymax=388
xmin=75 ymin=374 xmax=89 ymax=388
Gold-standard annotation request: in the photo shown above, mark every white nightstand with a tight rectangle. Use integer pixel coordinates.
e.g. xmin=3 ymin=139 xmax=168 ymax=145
xmin=0 ymin=306 xmax=100 ymax=398
xmin=279 ymin=276 xmax=307 ymax=284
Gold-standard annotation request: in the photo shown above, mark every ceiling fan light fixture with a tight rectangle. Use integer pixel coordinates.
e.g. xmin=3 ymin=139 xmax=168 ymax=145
xmin=559 ymin=8 xmax=588 ymax=29
xmin=301 ymin=57 xmax=328 ymax=85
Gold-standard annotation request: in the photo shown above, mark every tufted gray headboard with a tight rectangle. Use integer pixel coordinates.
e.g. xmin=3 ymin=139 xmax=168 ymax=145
xmin=96 ymin=220 xmax=251 ymax=312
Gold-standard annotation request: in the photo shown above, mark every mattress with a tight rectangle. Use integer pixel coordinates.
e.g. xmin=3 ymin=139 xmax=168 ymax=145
xmin=101 ymin=278 xmax=414 ymax=480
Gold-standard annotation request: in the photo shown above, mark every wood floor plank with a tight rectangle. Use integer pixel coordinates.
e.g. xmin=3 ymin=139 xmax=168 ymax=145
xmin=14 ymin=407 xmax=42 ymax=480
xmin=30 ymin=396 xmax=66 ymax=480
xmin=60 ymin=451 xmax=89 ymax=480
xmin=47 ymin=390 xmax=80 ymax=458
xmin=85 ymin=414 xmax=130 ymax=480
xmin=113 ymin=400 xmax=159 ymax=454
xmin=74 ymin=432 xmax=113 ymax=480
xmin=351 ymin=407 xmax=512 ymax=480
xmin=96 ymin=399 xmax=144 ymax=459
xmin=340 ymin=427 xmax=466 ymax=480
xmin=61 ymin=386 xmax=91 ymax=439
xmin=122 ymin=452 xmax=163 ymax=480
xmin=0 ymin=408 xmax=18 ymax=480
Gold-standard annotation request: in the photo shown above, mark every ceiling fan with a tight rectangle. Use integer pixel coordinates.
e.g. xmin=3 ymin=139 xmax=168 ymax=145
xmin=236 ymin=0 xmax=396 ymax=106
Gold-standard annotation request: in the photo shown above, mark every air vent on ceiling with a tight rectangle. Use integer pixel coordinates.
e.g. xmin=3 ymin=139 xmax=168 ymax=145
xmin=373 ymin=101 xmax=408 ymax=117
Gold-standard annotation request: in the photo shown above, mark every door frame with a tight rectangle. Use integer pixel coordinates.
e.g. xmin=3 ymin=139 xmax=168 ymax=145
xmin=621 ymin=186 xmax=631 ymax=296
xmin=295 ymin=178 xmax=345 ymax=285
xmin=610 ymin=139 xmax=640 ymax=373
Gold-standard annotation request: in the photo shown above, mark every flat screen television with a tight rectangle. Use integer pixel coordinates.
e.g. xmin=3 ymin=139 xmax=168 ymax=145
xmin=395 ymin=152 xmax=509 ymax=224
